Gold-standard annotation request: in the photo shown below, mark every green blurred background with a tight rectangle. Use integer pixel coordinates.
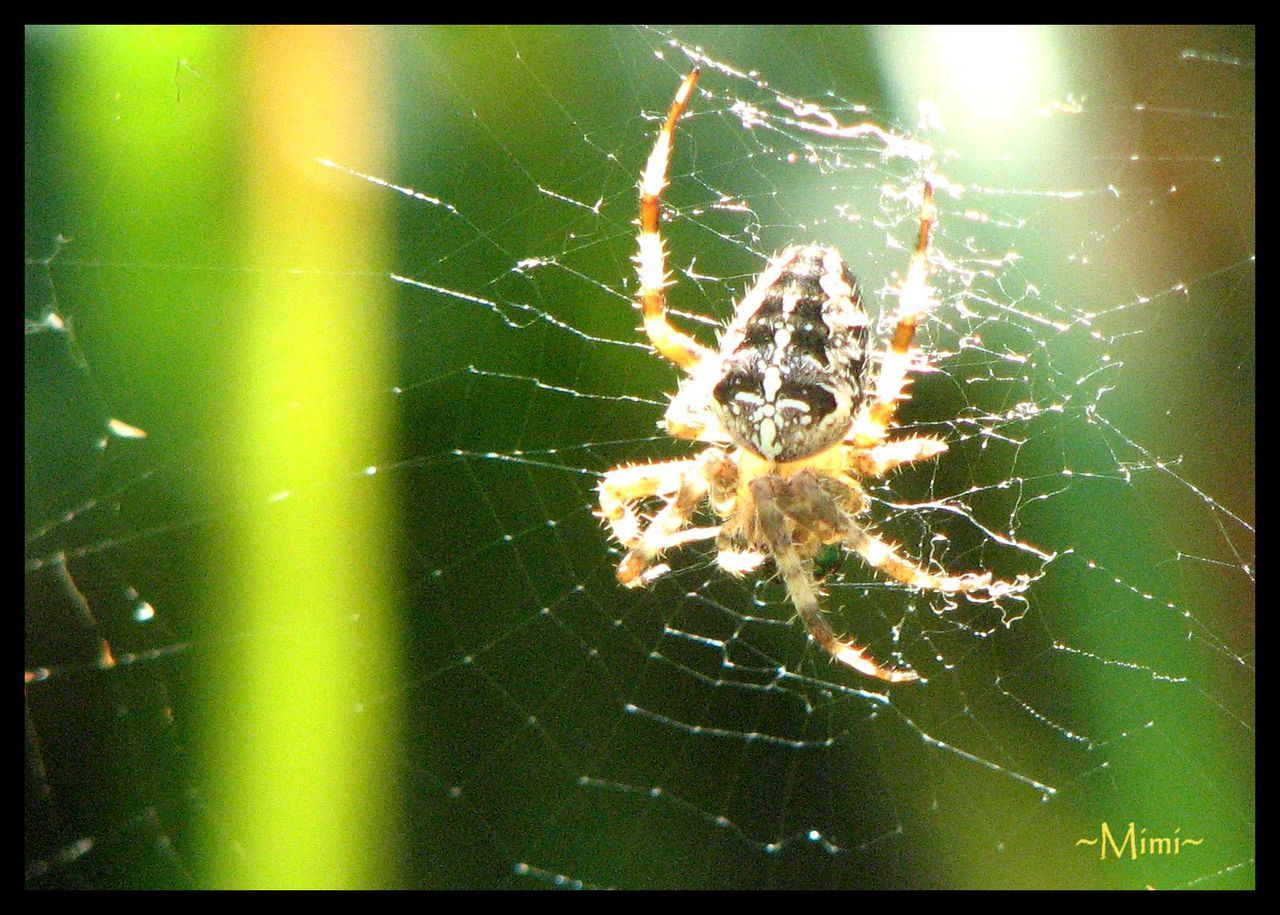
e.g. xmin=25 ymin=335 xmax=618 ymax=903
xmin=26 ymin=26 xmax=1252 ymax=888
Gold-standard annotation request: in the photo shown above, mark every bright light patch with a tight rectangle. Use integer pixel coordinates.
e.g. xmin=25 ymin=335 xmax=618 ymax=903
xmin=932 ymin=26 xmax=1040 ymax=128
xmin=872 ymin=26 xmax=1063 ymax=154
xmin=107 ymin=418 xmax=148 ymax=439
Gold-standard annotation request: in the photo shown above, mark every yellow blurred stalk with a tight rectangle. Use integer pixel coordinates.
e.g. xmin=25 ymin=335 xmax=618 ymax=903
xmin=208 ymin=26 xmax=401 ymax=887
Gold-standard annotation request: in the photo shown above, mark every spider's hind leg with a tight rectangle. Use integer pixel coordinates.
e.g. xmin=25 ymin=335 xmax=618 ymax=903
xmin=789 ymin=470 xmax=1032 ymax=602
xmin=750 ymin=475 xmax=920 ymax=684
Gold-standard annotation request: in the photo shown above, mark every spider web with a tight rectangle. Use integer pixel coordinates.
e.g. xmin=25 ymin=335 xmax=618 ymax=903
xmin=25 ymin=26 xmax=1254 ymax=888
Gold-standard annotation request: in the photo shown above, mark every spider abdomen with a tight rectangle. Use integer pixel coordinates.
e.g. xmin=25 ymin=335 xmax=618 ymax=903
xmin=712 ymin=245 xmax=871 ymax=463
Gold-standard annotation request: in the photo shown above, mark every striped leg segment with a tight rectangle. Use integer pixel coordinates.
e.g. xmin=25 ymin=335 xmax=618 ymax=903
xmin=634 ymin=69 xmax=712 ymax=372
xmin=852 ymin=182 xmax=937 ymax=446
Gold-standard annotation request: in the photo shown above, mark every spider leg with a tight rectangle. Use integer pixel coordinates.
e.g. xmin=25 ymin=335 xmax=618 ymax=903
xmin=597 ymin=449 xmax=730 ymax=587
xmin=845 ymin=435 xmax=947 ymax=478
xmin=710 ymin=523 xmax=767 ymax=576
xmin=750 ymin=476 xmax=920 ymax=684
xmin=715 ymin=546 xmax=768 ymax=576
xmin=842 ymin=524 xmax=998 ymax=594
xmin=781 ymin=470 xmax=1030 ymax=601
xmin=851 ymin=182 xmax=938 ymax=447
xmin=635 ymin=69 xmax=713 ymax=372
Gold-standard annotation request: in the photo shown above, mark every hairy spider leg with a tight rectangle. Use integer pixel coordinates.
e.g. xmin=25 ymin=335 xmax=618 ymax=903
xmin=779 ymin=470 xmax=1030 ymax=602
xmin=844 ymin=436 xmax=948 ymax=478
xmin=851 ymin=182 xmax=938 ymax=447
xmin=750 ymin=475 xmax=920 ymax=683
xmin=601 ymin=73 xmax=1037 ymax=686
xmin=597 ymin=450 xmax=730 ymax=587
xmin=635 ymin=69 xmax=712 ymax=372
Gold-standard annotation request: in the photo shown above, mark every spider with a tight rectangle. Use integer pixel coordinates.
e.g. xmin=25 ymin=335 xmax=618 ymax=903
xmin=597 ymin=71 xmax=1030 ymax=683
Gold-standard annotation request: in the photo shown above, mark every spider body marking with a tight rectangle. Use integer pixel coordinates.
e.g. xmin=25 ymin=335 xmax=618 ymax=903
xmin=597 ymin=70 xmax=1032 ymax=683
xmin=712 ymin=244 xmax=870 ymax=464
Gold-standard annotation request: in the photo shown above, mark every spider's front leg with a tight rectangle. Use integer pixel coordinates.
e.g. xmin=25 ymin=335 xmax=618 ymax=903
xmin=596 ymin=448 xmax=733 ymax=587
xmin=750 ymin=475 xmax=920 ymax=684
xmin=635 ymin=69 xmax=712 ymax=373
xmin=851 ymin=182 xmax=938 ymax=448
